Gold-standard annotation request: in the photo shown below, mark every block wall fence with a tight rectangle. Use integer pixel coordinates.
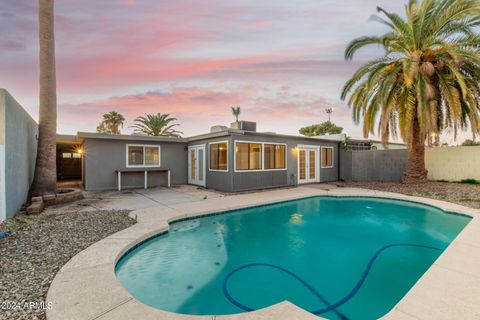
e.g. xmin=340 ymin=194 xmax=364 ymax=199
xmin=340 ymin=147 xmax=480 ymax=182
xmin=425 ymin=146 xmax=480 ymax=181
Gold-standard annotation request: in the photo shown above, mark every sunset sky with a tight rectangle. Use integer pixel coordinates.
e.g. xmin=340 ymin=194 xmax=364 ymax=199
xmin=1 ymin=0 xmax=468 ymax=143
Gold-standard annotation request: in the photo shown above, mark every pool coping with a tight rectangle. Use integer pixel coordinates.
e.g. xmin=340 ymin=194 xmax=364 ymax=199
xmin=46 ymin=187 xmax=480 ymax=320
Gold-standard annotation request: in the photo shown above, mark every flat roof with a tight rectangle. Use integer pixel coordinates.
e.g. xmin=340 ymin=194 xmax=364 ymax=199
xmin=187 ymin=129 xmax=242 ymax=141
xmin=57 ymin=130 xmax=345 ymax=144
xmin=370 ymin=140 xmax=406 ymax=146
xmin=188 ymin=129 xmax=345 ymax=143
xmin=239 ymin=130 xmax=345 ymax=142
xmin=76 ymin=132 xmax=188 ymax=143
xmin=56 ymin=134 xmax=81 ymax=144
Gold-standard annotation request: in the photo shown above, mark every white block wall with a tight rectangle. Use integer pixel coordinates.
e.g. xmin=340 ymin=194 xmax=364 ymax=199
xmin=426 ymin=146 xmax=480 ymax=181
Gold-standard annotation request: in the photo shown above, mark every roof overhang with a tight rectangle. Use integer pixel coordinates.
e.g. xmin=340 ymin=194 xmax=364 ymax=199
xmin=76 ymin=132 xmax=188 ymax=143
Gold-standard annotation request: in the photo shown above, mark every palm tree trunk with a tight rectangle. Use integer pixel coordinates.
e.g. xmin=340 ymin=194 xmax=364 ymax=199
xmin=30 ymin=0 xmax=57 ymax=196
xmin=403 ymin=115 xmax=428 ymax=183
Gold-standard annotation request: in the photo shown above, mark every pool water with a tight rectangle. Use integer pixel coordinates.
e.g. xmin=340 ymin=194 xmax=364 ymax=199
xmin=115 ymin=197 xmax=470 ymax=319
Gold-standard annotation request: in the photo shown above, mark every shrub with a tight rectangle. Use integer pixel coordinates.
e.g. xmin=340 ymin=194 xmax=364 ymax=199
xmin=459 ymin=179 xmax=480 ymax=185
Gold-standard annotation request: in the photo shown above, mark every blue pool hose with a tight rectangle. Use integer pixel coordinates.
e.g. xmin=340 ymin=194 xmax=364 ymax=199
xmin=222 ymin=243 xmax=442 ymax=317
xmin=0 ymin=231 xmax=10 ymax=239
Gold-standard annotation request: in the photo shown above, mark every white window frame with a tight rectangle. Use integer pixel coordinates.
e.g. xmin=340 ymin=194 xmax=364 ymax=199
xmin=188 ymin=144 xmax=206 ymax=187
xmin=208 ymin=140 xmax=229 ymax=172
xmin=321 ymin=146 xmax=334 ymax=169
xmin=126 ymin=144 xmax=161 ymax=168
xmin=234 ymin=140 xmax=288 ymax=172
xmin=297 ymin=144 xmax=320 ymax=183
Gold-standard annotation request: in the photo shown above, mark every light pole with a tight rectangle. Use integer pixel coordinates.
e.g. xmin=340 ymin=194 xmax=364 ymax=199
xmin=325 ymin=108 xmax=333 ymax=122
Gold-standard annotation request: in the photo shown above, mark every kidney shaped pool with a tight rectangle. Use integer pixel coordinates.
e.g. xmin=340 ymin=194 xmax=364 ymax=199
xmin=115 ymin=196 xmax=471 ymax=319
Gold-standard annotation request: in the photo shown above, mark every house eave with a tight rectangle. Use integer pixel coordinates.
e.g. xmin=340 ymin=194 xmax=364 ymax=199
xmin=76 ymin=132 xmax=188 ymax=143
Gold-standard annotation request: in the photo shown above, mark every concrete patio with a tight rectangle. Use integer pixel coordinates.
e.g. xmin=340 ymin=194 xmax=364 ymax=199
xmin=45 ymin=185 xmax=225 ymax=214
xmin=45 ymin=185 xmax=480 ymax=320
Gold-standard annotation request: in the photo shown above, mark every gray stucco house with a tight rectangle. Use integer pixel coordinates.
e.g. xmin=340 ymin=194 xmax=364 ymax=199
xmin=58 ymin=121 xmax=342 ymax=193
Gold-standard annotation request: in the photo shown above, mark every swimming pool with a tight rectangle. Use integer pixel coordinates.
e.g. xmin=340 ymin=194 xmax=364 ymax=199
xmin=115 ymin=196 xmax=471 ymax=319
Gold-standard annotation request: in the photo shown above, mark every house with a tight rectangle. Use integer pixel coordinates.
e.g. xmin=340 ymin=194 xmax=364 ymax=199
xmin=370 ymin=140 xmax=407 ymax=150
xmin=57 ymin=121 xmax=341 ymax=192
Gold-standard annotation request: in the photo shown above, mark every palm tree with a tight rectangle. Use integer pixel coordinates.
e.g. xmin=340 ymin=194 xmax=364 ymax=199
xmin=231 ymin=106 xmax=241 ymax=123
xmin=96 ymin=111 xmax=125 ymax=134
xmin=30 ymin=0 xmax=57 ymax=196
xmin=130 ymin=113 xmax=183 ymax=137
xmin=341 ymin=0 xmax=480 ymax=182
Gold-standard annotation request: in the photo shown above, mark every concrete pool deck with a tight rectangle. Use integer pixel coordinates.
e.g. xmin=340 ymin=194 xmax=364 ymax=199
xmin=46 ymin=186 xmax=480 ymax=320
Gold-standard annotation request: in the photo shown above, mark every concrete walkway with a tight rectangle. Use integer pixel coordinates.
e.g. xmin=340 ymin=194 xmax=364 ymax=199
xmin=46 ymin=185 xmax=480 ymax=320
xmin=45 ymin=185 xmax=225 ymax=214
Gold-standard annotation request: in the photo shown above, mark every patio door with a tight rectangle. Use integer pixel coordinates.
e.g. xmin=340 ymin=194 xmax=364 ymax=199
xmin=298 ymin=147 xmax=318 ymax=184
xmin=188 ymin=145 xmax=206 ymax=187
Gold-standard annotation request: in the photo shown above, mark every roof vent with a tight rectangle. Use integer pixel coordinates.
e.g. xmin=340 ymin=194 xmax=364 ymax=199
xmin=230 ymin=121 xmax=256 ymax=132
xmin=210 ymin=125 xmax=228 ymax=133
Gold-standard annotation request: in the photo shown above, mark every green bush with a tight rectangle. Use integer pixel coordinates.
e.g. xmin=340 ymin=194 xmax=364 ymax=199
xmin=459 ymin=179 xmax=480 ymax=185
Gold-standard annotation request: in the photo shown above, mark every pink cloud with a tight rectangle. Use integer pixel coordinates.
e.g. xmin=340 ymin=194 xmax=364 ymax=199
xmin=57 ymin=84 xmax=353 ymax=137
xmin=246 ymin=19 xmax=274 ymax=30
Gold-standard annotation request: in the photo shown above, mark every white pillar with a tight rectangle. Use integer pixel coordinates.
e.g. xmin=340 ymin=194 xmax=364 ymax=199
xmin=144 ymin=171 xmax=147 ymax=189
xmin=117 ymin=171 xmax=121 ymax=191
xmin=167 ymin=170 xmax=171 ymax=187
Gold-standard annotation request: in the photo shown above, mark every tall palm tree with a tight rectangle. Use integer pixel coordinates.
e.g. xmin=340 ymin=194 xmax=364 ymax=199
xmin=231 ymin=106 xmax=241 ymax=122
xmin=30 ymin=0 xmax=57 ymax=196
xmin=130 ymin=113 xmax=183 ymax=137
xmin=96 ymin=111 xmax=125 ymax=134
xmin=341 ymin=0 xmax=480 ymax=182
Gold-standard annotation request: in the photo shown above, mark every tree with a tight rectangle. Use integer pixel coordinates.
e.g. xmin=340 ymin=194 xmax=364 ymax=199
xmin=299 ymin=121 xmax=343 ymax=137
xmin=96 ymin=111 xmax=125 ymax=134
xmin=231 ymin=106 xmax=241 ymax=122
xmin=30 ymin=0 xmax=57 ymax=196
xmin=462 ymin=139 xmax=480 ymax=146
xmin=130 ymin=113 xmax=183 ymax=137
xmin=341 ymin=0 xmax=480 ymax=183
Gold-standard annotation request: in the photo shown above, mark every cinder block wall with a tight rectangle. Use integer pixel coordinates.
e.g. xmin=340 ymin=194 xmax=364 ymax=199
xmin=426 ymin=146 xmax=480 ymax=181
xmin=340 ymin=146 xmax=480 ymax=183
xmin=340 ymin=149 xmax=408 ymax=182
xmin=0 ymin=89 xmax=38 ymax=221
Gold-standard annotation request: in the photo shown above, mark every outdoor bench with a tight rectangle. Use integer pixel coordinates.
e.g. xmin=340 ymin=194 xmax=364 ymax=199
xmin=115 ymin=169 xmax=171 ymax=191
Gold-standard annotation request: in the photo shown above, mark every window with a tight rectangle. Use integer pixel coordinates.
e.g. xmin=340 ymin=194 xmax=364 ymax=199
xmin=264 ymin=144 xmax=286 ymax=169
xmin=321 ymin=147 xmax=333 ymax=168
xmin=236 ymin=142 xmax=262 ymax=170
xmin=145 ymin=147 xmax=159 ymax=166
xmin=127 ymin=145 xmax=160 ymax=167
xmin=72 ymin=153 xmax=81 ymax=158
xmin=210 ymin=142 xmax=228 ymax=171
xmin=62 ymin=153 xmax=72 ymax=158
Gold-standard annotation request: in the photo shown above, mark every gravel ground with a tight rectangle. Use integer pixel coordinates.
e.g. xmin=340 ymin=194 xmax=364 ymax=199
xmin=336 ymin=181 xmax=480 ymax=208
xmin=0 ymin=210 xmax=135 ymax=320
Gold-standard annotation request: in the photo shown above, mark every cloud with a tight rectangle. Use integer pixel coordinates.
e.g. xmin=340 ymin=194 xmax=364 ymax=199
xmin=1 ymin=0 xmax=406 ymax=141
xmin=57 ymin=84 xmax=356 ymax=137
xmin=0 ymin=39 xmax=26 ymax=51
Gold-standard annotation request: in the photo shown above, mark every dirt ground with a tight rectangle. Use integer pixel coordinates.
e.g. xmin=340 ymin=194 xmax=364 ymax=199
xmin=336 ymin=181 xmax=480 ymax=209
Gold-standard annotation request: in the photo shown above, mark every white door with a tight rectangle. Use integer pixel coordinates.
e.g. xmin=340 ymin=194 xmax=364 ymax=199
xmin=188 ymin=145 xmax=206 ymax=187
xmin=298 ymin=147 xmax=318 ymax=184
